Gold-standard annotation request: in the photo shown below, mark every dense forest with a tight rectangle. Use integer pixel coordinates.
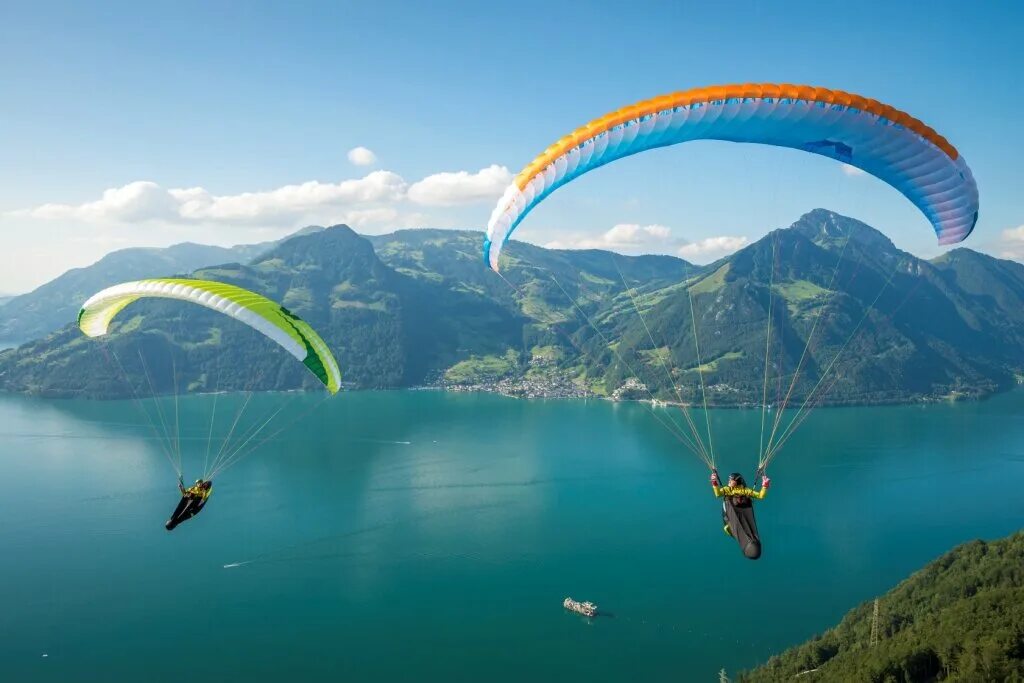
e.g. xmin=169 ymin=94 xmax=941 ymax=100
xmin=739 ymin=532 xmax=1024 ymax=682
xmin=3 ymin=210 xmax=1024 ymax=406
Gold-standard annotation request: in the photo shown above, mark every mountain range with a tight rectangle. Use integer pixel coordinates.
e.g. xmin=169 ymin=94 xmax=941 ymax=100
xmin=2 ymin=210 xmax=1023 ymax=406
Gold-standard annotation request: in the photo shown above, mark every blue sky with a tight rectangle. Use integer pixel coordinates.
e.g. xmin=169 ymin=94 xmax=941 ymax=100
xmin=1 ymin=0 xmax=1021 ymax=291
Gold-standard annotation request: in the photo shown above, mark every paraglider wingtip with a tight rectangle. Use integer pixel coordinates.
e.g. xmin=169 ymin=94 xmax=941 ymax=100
xmin=482 ymin=238 xmax=502 ymax=273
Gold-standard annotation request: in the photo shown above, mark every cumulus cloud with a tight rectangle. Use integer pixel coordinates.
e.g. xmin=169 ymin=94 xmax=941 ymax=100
xmin=19 ymin=181 xmax=181 ymax=223
xmin=171 ymin=171 xmax=408 ymax=223
xmin=605 ymin=223 xmax=672 ymax=245
xmin=12 ymin=174 xmax=409 ymax=226
xmin=541 ymin=224 xmax=752 ymax=262
xmin=11 ymin=164 xmax=511 ymax=231
xmin=407 ymin=165 xmax=512 ymax=206
xmin=544 ymin=223 xmax=674 ymax=252
xmin=678 ymin=235 xmax=749 ymax=261
xmin=998 ymin=225 xmax=1024 ymax=260
xmin=841 ymin=163 xmax=866 ymax=177
xmin=347 ymin=146 xmax=377 ymax=166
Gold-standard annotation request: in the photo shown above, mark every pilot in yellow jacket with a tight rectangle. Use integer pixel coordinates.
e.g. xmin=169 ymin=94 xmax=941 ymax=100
xmin=711 ymin=470 xmax=769 ymax=536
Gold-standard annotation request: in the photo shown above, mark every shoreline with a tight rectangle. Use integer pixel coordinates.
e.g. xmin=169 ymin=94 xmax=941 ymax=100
xmin=431 ymin=372 xmax=999 ymax=409
xmin=0 ymin=379 xmax=1005 ymax=409
xmin=436 ymin=386 xmax=992 ymax=410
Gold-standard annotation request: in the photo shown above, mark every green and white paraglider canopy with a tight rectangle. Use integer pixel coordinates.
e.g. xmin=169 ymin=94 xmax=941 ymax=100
xmin=78 ymin=278 xmax=340 ymax=394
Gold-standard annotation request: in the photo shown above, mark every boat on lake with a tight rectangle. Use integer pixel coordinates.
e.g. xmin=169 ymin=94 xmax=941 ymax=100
xmin=563 ymin=597 xmax=597 ymax=617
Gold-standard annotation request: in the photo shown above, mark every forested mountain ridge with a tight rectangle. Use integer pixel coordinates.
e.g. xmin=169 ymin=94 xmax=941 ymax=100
xmin=592 ymin=209 xmax=1024 ymax=406
xmin=2 ymin=210 xmax=1023 ymax=404
xmin=0 ymin=226 xmax=522 ymax=396
xmin=739 ymin=531 xmax=1024 ymax=682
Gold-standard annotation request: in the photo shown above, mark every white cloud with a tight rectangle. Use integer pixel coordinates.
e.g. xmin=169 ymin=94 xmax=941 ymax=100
xmin=18 ymin=181 xmax=181 ymax=222
xmin=171 ymin=171 xmax=407 ymax=223
xmin=998 ymin=225 xmax=1024 ymax=260
xmin=347 ymin=146 xmax=377 ymax=166
xmin=1001 ymin=225 xmax=1024 ymax=242
xmin=11 ymin=165 xmax=509 ymax=230
xmin=841 ymin=163 xmax=866 ymax=177
xmin=545 ymin=223 xmax=674 ymax=252
xmin=605 ymin=223 xmax=671 ymax=244
xmin=545 ymin=225 xmax=748 ymax=263
xmin=678 ymin=235 xmax=749 ymax=261
xmin=407 ymin=165 xmax=512 ymax=206
xmin=10 ymin=172 xmax=409 ymax=227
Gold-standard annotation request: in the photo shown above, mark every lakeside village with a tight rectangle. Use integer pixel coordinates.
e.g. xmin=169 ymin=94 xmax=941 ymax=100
xmin=430 ymin=352 xmax=986 ymax=407
xmin=439 ymin=370 xmax=596 ymax=400
xmin=434 ymin=351 xmax=633 ymax=400
xmin=433 ymin=353 xmax=736 ymax=403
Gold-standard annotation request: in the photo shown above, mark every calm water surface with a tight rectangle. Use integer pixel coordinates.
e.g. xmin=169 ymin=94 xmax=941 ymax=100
xmin=2 ymin=389 xmax=1023 ymax=681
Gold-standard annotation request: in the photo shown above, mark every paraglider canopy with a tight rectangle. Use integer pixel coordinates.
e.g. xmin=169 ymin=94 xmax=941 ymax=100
xmin=78 ymin=278 xmax=341 ymax=394
xmin=484 ymin=83 xmax=979 ymax=271
xmin=78 ymin=277 xmax=342 ymax=510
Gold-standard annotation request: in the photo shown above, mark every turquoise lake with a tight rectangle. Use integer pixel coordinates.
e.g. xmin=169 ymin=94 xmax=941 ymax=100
xmin=2 ymin=389 xmax=1023 ymax=681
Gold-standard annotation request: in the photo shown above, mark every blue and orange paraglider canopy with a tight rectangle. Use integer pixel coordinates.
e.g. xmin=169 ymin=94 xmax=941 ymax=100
xmin=484 ymin=83 xmax=979 ymax=271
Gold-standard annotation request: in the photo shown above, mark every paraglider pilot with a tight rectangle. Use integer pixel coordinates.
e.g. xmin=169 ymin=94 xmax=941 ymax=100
xmin=711 ymin=469 xmax=769 ymax=560
xmin=165 ymin=477 xmax=213 ymax=531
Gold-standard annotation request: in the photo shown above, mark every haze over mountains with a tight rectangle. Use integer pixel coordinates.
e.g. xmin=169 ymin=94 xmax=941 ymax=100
xmin=2 ymin=210 xmax=1023 ymax=405
xmin=0 ymin=227 xmax=325 ymax=343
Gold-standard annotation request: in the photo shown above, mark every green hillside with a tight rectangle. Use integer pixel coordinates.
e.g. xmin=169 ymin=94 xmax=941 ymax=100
xmin=739 ymin=532 xmax=1024 ymax=682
